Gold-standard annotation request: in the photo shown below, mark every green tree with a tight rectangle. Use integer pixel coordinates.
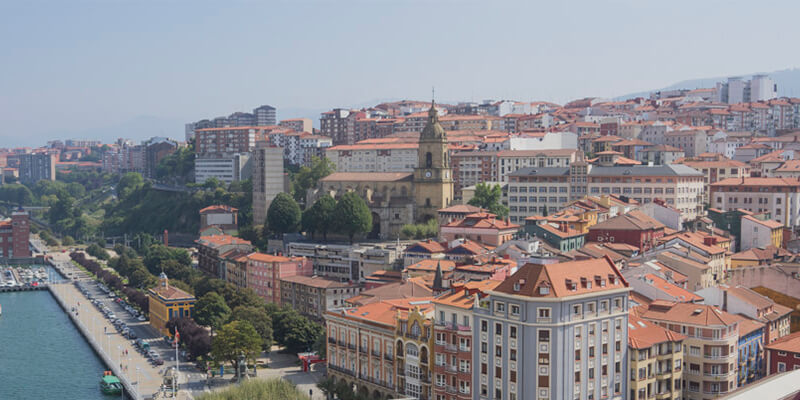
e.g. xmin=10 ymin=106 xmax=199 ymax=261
xmin=211 ymin=320 xmax=262 ymax=372
xmin=292 ymin=156 xmax=335 ymax=203
xmin=333 ymin=192 xmax=372 ymax=243
xmin=231 ymin=306 xmax=273 ymax=351
xmin=303 ymin=195 xmax=335 ymax=240
xmin=86 ymin=243 xmax=109 ymax=260
xmin=468 ymin=182 xmax=509 ymax=217
xmin=194 ymin=292 xmax=232 ymax=335
xmin=62 ymin=236 xmax=75 ymax=246
xmin=265 ymin=193 xmax=301 ymax=237
xmin=117 ymin=172 xmax=144 ymax=199
xmin=128 ymin=268 xmax=156 ymax=288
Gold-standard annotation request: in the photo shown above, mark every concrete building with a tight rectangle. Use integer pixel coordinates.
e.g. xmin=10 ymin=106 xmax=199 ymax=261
xmin=252 ymin=144 xmax=286 ymax=226
xmin=280 ymin=275 xmax=362 ymax=322
xmin=195 ymin=234 xmax=253 ymax=279
xmin=451 ymin=151 xmax=499 ymax=198
xmin=194 ymin=153 xmax=251 ymax=184
xmin=627 ymin=314 xmax=685 ymax=400
xmin=716 ymin=75 xmax=777 ymax=104
xmin=497 ymin=149 xmax=579 ymax=181
xmin=254 ymin=105 xmax=277 ymax=126
xmin=710 ymin=177 xmax=800 ymax=229
xmin=740 ymin=215 xmax=783 ymax=251
xmin=286 ymin=242 xmax=399 ymax=283
xmin=326 ymin=142 xmax=419 ymax=173
xmin=195 ymin=126 xmax=265 ymax=157
xmin=695 ymin=285 xmax=792 ymax=345
xmin=674 ymin=159 xmax=749 ymax=205
xmin=199 ymin=205 xmax=238 ymax=233
xmin=638 ymin=301 xmax=740 ymax=399
xmin=507 ymin=167 xmax=571 ymax=223
xmin=439 ymin=211 xmax=519 ymax=247
xmin=279 ymin=118 xmax=313 ymax=133
xmin=18 ymin=153 xmax=56 ymax=183
xmin=474 ymin=257 xmax=630 ymax=400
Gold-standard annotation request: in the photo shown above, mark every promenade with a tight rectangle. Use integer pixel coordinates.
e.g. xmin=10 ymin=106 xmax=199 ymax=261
xmin=49 ymin=282 xmax=172 ymax=399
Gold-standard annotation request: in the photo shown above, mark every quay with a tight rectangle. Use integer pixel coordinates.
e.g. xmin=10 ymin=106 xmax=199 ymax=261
xmin=48 ymin=283 xmax=171 ymax=400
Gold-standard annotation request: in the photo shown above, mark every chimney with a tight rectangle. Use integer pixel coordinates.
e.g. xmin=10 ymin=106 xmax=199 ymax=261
xmin=722 ymin=289 xmax=728 ymax=311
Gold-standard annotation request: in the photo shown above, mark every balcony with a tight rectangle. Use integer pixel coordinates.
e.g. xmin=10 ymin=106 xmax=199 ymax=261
xmin=445 ymin=386 xmax=458 ymax=394
xmin=372 ymin=350 xmax=381 ymax=358
xmin=703 ymin=353 xmax=735 ymax=360
xmin=328 ymin=337 xmax=336 ymax=344
xmin=348 ymin=343 xmax=356 ymax=350
xmin=443 ymin=343 xmax=458 ymax=353
xmin=656 ymin=370 xmax=672 ymax=379
xmin=437 ymin=322 xmax=472 ymax=332
xmin=384 ymin=353 xmax=394 ymax=362
xmin=358 ymin=373 xmax=393 ymax=390
xmin=445 ymin=364 xmax=458 ymax=373
xmin=360 ymin=346 xmax=368 ymax=354
xmin=328 ymin=364 xmax=355 ymax=376
xmin=704 ymin=370 xmax=736 ymax=380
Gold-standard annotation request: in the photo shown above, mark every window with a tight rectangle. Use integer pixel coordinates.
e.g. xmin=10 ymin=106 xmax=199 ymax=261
xmin=481 ymin=320 xmax=488 ymax=332
xmin=510 ymin=349 xmax=517 ymax=361
xmin=511 ymin=305 xmax=520 ymax=316
xmin=510 ymin=326 xmax=517 ymax=339
xmin=495 ymin=323 xmax=502 ymax=335
xmin=496 ymin=302 xmax=506 ymax=313
xmin=538 ymin=308 xmax=551 ymax=319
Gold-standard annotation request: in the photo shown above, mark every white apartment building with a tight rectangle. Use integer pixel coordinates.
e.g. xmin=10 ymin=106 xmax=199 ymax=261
xmin=710 ymin=177 xmax=800 ymax=228
xmin=194 ymin=153 xmax=251 ymax=184
xmin=326 ymin=143 xmax=419 ymax=172
xmin=498 ymin=149 xmax=578 ymax=181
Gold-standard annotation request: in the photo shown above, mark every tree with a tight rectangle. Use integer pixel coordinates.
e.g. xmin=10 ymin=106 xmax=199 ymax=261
xmin=272 ymin=307 xmax=323 ymax=354
xmin=468 ymin=182 xmax=509 ymax=217
xmin=86 ymin=243 xmax=109 ymax=260
xmin=62 ymin=236 xmax=75 ymax=246
xmin=333 ymin=192 xmax=372 ymax=243
xmin=265 ymin=193 xmax=301 ymax=237
xmin=117 ymin=172 xmax=144 ymax=199
xmin=231 ymin=306 xmax=273 ymax=351
xmin=128 ymin=268 xmax=155 ymax=288
xmin=292 ymin=156 xmax=335 ymax=203
xmin=194 ymin=292 xmax=231 ymax=335
xmin=211 ymin=320 xmax=262 ymax=372
xmin=303 ymin=195 xmax=335 ymax=240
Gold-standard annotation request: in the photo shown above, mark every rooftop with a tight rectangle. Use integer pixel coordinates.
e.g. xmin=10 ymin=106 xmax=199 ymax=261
xmin=492 ymin=256 xmax=628 ymax=299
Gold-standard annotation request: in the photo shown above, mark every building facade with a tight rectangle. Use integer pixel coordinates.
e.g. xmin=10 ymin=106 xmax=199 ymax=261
xmin=473 ymin=257 xmax=631 ymax=400
xmin=252 ymin=144 xmax=286 ymax=225
xmin=148 ymin=273 xmax=196 ymax=336
xmin=280 ymin=275 xmax=362 ymax=322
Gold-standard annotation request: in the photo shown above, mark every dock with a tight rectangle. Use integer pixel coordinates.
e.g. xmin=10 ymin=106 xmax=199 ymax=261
xmin=0 ymin=284 xmax=48 ymax=292
xmin=48 ymin=283 xmax=169 ymax=400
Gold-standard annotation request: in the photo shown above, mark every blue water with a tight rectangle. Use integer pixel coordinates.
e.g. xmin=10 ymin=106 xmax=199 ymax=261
xmin=0 ymin=290 xmax=107 ymax=399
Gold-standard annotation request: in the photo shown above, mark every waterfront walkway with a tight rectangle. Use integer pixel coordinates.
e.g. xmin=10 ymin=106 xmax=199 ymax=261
xmin=49 ymin=283 xmax=170 ymax=399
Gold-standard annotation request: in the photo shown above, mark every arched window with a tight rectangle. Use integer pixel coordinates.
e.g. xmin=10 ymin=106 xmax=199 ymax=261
xmin=426 ymin=152 xmax=432 ymax=168
xmin=406 ymin=343 xmax=419 ymax=357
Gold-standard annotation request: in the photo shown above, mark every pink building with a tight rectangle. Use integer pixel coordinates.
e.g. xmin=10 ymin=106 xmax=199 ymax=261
xmin=439 ymin=212 xmax=519 ymax=247
xmin=245 ymin=253 xmax=313 ymax=304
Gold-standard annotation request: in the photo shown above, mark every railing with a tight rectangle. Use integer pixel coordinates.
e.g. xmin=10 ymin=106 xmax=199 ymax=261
xmin=359 ymin=346 xmax=368 ymax=353
xmin=445 ymin=364 xmax=458 ymax=373
xmin=704 ymin=353 xmax=735 ymax=360
xmin=372 ymin=350 xmax=381 ymax=357
xmin=348 ymin=343 xmax=356 ymax=350
xmin=384 ymin=353 xmax=394 ymax=362
xmin=328 ymin=337 xmax=336 ymax=344
xmin=444 ymin=343 xmax=458 ymax=353
xmin=358 ymin=373 xmax=393 ymax=389
xmin=328 ymin=364 xmax=355 ymax=376
xmin=445 ymin=386 xmax=458 ymax=394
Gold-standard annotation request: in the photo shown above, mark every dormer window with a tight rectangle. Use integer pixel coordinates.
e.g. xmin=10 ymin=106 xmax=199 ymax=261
xmin=513 ymin=282 xmax=521 ymax=292
xmin=538 ymin=286 xmax=550 ymax=295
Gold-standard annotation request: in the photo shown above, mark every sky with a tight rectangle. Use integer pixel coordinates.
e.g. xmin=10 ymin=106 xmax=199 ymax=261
xmin=2 ymin=0 xmax=800 ymax=146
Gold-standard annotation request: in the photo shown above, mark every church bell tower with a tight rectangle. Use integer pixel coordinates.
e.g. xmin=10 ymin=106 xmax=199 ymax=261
xmin=414 ymin=101 xmax=454 ymax=221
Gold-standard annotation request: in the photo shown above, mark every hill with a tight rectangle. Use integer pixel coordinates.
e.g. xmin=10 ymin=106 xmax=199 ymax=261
xmin=617 ymin=68 xmax=800 ymax=100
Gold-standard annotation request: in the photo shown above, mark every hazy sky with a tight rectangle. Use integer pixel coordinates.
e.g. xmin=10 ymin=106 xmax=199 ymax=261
xmin=2 ymin=0 xmax=800 ymax=146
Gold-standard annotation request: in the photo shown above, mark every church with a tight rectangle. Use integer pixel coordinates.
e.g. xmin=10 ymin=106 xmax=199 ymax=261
xmin=308 ymin=101 xmax=454 ymax=239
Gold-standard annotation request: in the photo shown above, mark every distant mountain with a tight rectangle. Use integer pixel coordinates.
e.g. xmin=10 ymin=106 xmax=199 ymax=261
xmin=616 ymin=68 xmax=800 ymax=100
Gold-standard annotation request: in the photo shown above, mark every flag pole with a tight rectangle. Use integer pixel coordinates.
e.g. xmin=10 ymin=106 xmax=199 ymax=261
xmin=174 ymin=328 xmax=179 ymax=398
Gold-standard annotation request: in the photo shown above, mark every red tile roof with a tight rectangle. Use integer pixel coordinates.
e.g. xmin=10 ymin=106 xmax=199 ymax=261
xmin=628 ymin=313 xmax=686 ymax=349
xmin=493 ymin=256 xmax=628 ymax=298
xmin=766 ymin=331 xmax=800 ymax=354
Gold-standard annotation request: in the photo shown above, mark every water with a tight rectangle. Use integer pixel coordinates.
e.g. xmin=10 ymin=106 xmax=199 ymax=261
xmin=0 ymin=290 xmax=107 ymax=399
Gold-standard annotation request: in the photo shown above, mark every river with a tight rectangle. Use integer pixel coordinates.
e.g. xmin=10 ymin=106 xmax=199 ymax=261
xmin=0 ymin=289 xmax=107 ymax=399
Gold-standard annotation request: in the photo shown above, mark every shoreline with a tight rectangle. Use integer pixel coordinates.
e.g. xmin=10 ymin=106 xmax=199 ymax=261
xmin=47 ymin=283 xmax=141 ymax=400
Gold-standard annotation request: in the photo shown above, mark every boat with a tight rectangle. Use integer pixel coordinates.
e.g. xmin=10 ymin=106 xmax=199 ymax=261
xmin=100 ymin=371 xmax=123 ymax=395
xmin=0 ymin=303 xmax=3 ymax=316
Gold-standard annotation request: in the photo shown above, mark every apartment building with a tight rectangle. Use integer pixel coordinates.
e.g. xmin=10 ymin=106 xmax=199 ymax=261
xmin=709 ymin=177 xmax=800 ymax=228
xmin=320 ymin=108 xmax=356 ymax=145
xmin=279 ymin=118 xmax=312 ymax=133
xmin=280 ymin=275 xmax=362 ymax=322
xmin=765 ymin=332 xmax=800 ymax=375
xmin=627 ymin=314 xmax=685 ymax=400
xmin=662 ymin=129 xmax=708 ymax=157
xmin=18 ymin=153 xmax=56 ymax=183
xmin=243 ymin=252 xmax=312 ymax=305
xmin=451 ymin=151 xmax=499 ymax=198
xmin=325 ymin=300 xmax=405 ymax=399
xmin=674 ymin=159 xmax=749 ymax=204
xmin=195 ymin=126 xmax=266 ymax=156
xmin=507 ymin=167 xmax=570 ymax=223
xmin=497 ymin=149 xmax=578 ymax=181
xmin=326 ymin=142 xmax=419 ymax=173
xmin=638 ymin=301 xmax=740 ymax=399
xmin=433 ymin=281 xmax=500 ymax=400
xmin=473 ymin=257 xmax=631 ymax=400
xmin=195 ymin=234 xmax=254 ymax=279
xmin=194 ymin=153 xmax=251 ymax=184
xmin=440 ymin=212 xmax=519 ymax=247
xmin=287 ymin=242 xmax=399 ymax=282
xmin=251 ymin=144 xmax=286 ymax=225
xmin=254 ymin=105 xmax=277 ymax=126
xmin=0 ymin=211 xmax=31 ymax=259
xmin=696 ymin=285 xmax=792 ymax=344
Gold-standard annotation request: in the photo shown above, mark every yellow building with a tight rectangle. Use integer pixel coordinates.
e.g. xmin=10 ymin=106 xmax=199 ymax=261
xmin=148 ymin=273 xmax=196 ymax=336
xmin=628 ymin=313 xmax=685 ymax=400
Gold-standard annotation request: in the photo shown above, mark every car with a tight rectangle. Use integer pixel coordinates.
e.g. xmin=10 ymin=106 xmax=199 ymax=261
xmin=148 ymin=351 xmax=160 ymax=359
xmin=128 ymin=331 xmax=137 ymax=340
xmin=108 ymin=313 xmax=116 ymax=319
xmin=152 ymin=358 xmax=164 ymax=366
xmin=137 ymin=315 xmax=146 ymax=322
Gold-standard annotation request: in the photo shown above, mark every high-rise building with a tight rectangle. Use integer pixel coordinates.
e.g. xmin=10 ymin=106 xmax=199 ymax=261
xmin=716 ymin=76 xmax=777 ymax=104
xmin=0 ymin=210 xmax=31 ymax=259
xmin=252 ymin=144 xmax=286 ymax=226
xmin=254 ymin=105 xmax=277 ymax=126
xmin=18 ymin=153 xmax=56 ymax=184
xmin=473 ymin=257 xmax=631 ymax=400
